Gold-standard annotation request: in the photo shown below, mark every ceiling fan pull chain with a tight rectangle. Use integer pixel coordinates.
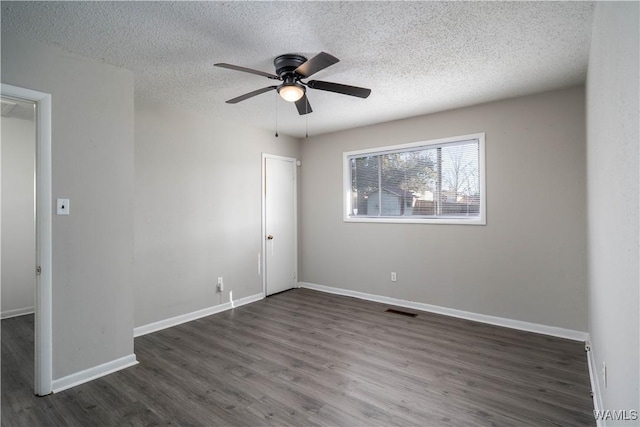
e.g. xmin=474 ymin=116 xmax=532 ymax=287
xmin=275 ymin=92 xmax=279 ymax=138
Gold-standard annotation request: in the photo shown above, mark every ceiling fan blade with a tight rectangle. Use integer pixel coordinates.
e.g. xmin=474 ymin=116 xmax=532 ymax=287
xmin=307 ymin=80 xmax=371 ymax=99
xmin=226 ymin=86 xmax=277 ymax=104
xmin=295 ymin=52 xmax=339 ymax=78
xmin=295 ymin=94 xmax=312 ymax=115
xmin=214 ymin=63 xmax=279 ymax=80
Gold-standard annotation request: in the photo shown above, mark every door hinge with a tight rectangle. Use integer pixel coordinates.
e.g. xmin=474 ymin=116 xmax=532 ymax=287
xmin=36 ymin=266 xmax=42 ymax=276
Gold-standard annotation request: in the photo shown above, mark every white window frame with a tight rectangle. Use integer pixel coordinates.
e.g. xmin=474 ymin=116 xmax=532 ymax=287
xmin=343 ymin=133 xmax=486 ymax=225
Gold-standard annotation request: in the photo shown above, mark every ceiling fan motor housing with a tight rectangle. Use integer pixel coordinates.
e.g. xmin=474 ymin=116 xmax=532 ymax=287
xmin=274 ymin=54 xmax=307 ymax=79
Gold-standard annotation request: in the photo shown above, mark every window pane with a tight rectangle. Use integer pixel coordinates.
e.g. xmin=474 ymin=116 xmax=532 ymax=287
xmin=351 ymin=156 xmax=379 ymax=216
xmin=440 ymin=142 xmax=480 ymax=217
xmin=380 ymin=150 xmax=437 ymax=216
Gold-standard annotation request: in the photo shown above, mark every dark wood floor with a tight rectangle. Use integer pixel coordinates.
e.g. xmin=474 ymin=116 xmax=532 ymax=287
xmin=2 ymin=288 xmax=594 ymax=426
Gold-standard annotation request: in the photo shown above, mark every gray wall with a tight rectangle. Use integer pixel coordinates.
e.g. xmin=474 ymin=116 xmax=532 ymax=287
xmin=300 ymin=86 xmax=587 ymax=332
xmin=1 ymin=115 xmax=36 ymax=317
xmin=1 ymin=34 xmax=135 ymax=379
xmin=134 ymin=100 xmax=299 ymax=327
xmin=586 ymin=2 xmax=639 ymax=421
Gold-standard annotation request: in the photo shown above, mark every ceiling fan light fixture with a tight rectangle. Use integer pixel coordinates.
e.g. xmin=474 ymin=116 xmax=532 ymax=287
xmin=278 ymin=83 xmax=305 ymax=102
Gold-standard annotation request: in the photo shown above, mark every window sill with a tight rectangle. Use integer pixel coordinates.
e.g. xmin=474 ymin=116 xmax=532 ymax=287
xmin=344 ymin=216 xmax=486 ymax=225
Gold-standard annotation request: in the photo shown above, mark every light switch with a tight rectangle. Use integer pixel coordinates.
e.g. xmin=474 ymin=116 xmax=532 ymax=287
xmin=57 ymin=198 xmax=70 ymax=215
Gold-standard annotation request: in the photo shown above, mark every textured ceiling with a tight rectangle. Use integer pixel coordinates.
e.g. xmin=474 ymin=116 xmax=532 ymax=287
xmin=2 ymin=1 xmax=594 ymax=138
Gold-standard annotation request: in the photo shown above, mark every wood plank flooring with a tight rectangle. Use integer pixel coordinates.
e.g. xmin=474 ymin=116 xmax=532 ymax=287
xmin=2 ymin=288 xmax=595 ymax=426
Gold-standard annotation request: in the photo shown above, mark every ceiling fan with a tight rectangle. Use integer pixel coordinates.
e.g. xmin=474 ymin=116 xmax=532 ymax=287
xmin=214 ymin=52 xmax=371 ymax=115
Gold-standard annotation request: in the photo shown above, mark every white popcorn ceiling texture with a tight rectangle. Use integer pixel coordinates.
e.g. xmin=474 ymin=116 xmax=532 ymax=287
xmin=2 ymin=1 xmax=594 ymax=138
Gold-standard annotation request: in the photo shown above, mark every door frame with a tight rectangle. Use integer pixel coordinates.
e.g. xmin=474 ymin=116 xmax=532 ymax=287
xmin=1 ymin=83 xmax=53 ymax=396
xmin=261 ymin=153 xmax=298 ymax=297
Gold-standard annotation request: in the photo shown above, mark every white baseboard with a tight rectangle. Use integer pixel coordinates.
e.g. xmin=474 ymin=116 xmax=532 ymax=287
xmin=134 ymin=302 xmax=233 ymax=337
xmin=1 ymin=306 xmax=35 ymax=319
xmin=586 ymin=338 xmax=604 ymax=427
xmin=134 ymin=292 xmax=264 ymax=338
xmin=52 ymin=353 xmax=138 ymax=393
xmin=298 ymin=282 xmax=589 ymax=342
xmin=232 ymin=292 xmax=264 ymax=308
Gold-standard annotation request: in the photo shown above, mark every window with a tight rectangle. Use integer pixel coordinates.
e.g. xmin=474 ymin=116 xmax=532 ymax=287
xmin=343 ymin=133 xmax=485 ymax=225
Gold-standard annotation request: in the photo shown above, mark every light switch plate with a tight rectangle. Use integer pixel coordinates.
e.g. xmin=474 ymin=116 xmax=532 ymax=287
xmin=57 ymin=198 xmax=70 ymax=215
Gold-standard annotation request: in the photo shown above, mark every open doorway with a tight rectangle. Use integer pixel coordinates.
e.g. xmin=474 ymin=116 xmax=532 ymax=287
xmin=1 ymin=95 xmax=38 ymax=404
xmin=1 ymin=96 xmax=36 ymax=319
xmin=1 ymin=84 xmax=52 ymax=396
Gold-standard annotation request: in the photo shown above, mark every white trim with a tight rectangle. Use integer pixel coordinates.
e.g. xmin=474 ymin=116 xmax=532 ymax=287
xmin=1 ymin=83 xmax=53 ymax=396
xmin=342 ymin=215 xmax=484 ymax=225
xmin=586 ymin=338 xmax=605 ymax=427
xmin=134 ymin=292 xmax=265 ymax=337
xmin=299 ymin=282 xmax=588 ymax=342
xmin=261 ymin=153 xmax=266 ymax=297
xmin=1 ymin=306 xmax=35 ymax=319
xmin=343 ymin=132 xmax=486 ymax=225
xmin=344 ymin=133 xmax=485 ymax=158
xmin=134 ymin=302 xmax=233 ymax=337
xmin=51 ymin=354 xmax=138 ymax=393
xmin=232 ymin=292 xmax=264 ymax=309
xmin=261 ymin=153 xmax=298 ymax=297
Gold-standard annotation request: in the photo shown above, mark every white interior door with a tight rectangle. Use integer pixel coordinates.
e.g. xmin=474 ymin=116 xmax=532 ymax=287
xmin=263 ymin=154 xmax=297 ymax=296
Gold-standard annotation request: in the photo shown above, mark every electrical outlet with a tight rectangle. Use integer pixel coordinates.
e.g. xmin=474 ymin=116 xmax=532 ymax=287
xmin=602 ymin=362 xmax=607 ymax=388
xmin=217 ymin=277 xmax=224 ymax=292
xmin=391 ymin=272 xmax=397 ymax=282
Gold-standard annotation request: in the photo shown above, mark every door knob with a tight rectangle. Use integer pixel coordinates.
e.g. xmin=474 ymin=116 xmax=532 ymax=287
xmin=267 ymin=235 xmax=274 ymax=240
